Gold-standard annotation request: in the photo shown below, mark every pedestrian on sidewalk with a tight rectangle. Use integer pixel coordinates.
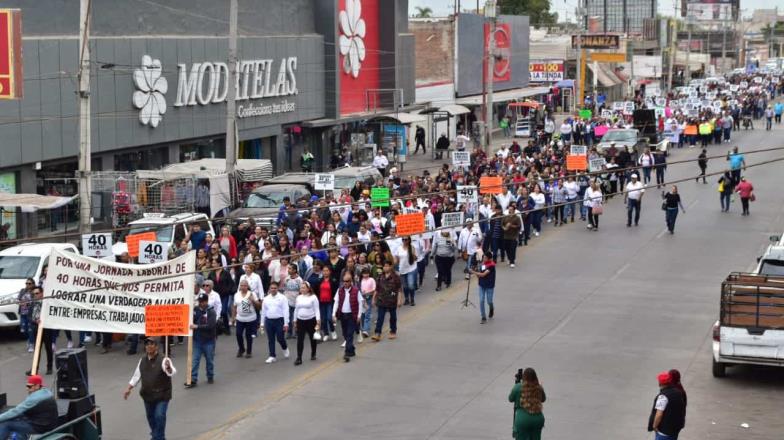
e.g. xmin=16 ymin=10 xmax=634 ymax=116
xmin=435 ymin=133 xmax=450 ymax=159
xmin=624 ymin=173 xmax=645 ymax=227
xmin=471 ymin=252 xmax=496 ymax=324
xmin=735 ymin=176 xmax=754 ymax=216
xmin=186 ymin=293 xmax=217 ymax=388
xmin=123 ymin=337 xmax=176 ymax=440
xmin=332 ymin=274 xmax=364 ymax=362
xmin=508 ymin=367 xmax=546 ymax=440
xmin=647 ymin=371 xmax=686 ymax=440
xmin=261 ymin=282 xmax=290 ymax=364
xmin=373 ymin=149 xmax=389 ymax=177
xmin=414 ymin=125 xmax=426 ymax=154
xmin=696 ymin=149 xmax=708 ymax=183
xmin=662 ymin=186 xmax=686 ymax=234
xmin=293 ymin=281 xmax=320 ymax=365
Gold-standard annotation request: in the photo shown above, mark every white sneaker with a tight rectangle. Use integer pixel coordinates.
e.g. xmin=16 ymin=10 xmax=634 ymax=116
xmin=83 ymin=336 xmax=92 ymax=343
xmin=546 ymin=218 xmax=552 ymax=223
xmin=27 ymin=344 xmax=33 ymax=353
xmin=67 ymin=341 xmax=74 ymax=349
xmin=283 ymin=348 xmax=290 ymax=359
xmin=358 ymin=333 xmax=364 ymax=343
xmin=510 ymin=263 xmax=516 ymax=268
xmin=534 ymin=231 xmax=540 ymax=237
xmin=341 ymin=340 xmax=346 ymax=347
xmin=434 ymin=273 xmax=438 ymax=279
xmin=330 ymin=331 xmax=337 ymax=340
xmin=265 ymin=356 xmax=277 ymax=364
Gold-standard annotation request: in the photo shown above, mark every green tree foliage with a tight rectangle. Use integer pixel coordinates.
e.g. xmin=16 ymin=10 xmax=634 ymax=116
xmin=499 ymin=0 xmax=558 ymax=27
xmin=414 ymin=6 xmax=433 ymax=18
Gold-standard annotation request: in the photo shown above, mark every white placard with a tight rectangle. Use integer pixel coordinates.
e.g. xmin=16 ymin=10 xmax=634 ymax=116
xmin=753 ymin=77 xmax=763 ymax=84
xmin=601 ymin=109 xmax=613 ymax=118
xmin=729 ymin=85 xmax=739 ymax=92
xmin=138 ymin=241 xmax=171 ymax=264
xmin=452 ymin=151 xmax=471 ymax=168
xmin=623 ymin=101 xmax=635 ymax=115
xmin=655 ymin=97 xmax=667 ymax=107
xmin=457 ymin=185 xmax=479 ymax=207
xmin=612 ymin=102 xmax=624 ymax=111
xmin=314 ymin=173 xmax=335 ymax=191
xmin=589 ymin=157 xmax=606 ymax=173
xmin=441 ymin=212 xmax=464 ymax=228
xmin=41 ymin=249 xmax=195 ymax=334
xmin=740 ymin=81 xmax=748 ymax=88
xmin=81 ymin=233 xmax=113 ymax=258
xmin=570 ymin=145 xmax=587 ymax=156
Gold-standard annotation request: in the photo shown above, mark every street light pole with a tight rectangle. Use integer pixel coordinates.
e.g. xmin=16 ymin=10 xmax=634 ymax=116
xmin=484 ymin=0 xmax=496 ymax=156
xmin=225 ymin=0 xmax=238 ymax=175
xmin=685 ymin=16 xmax=692 ymax=84
xmin=78 ymin=0 xmax=92 ymax=235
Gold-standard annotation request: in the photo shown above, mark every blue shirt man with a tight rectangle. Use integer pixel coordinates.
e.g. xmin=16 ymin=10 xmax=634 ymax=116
xmin=775 ymin=102 xmax=784 ymax=116
xmin=728 ymin=149 xmax=745 ymax=171
xmin=187 ymin=223 xmax=207 ymax=251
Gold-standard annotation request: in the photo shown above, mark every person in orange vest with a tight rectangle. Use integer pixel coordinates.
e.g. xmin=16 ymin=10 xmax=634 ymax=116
xmin=684 ymin=121 xmax=698 ymax=147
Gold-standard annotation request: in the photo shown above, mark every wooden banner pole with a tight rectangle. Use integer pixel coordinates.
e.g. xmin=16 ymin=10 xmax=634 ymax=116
xmin=185 ymin=336 xmax=193 ymax=385
xmin=30 ymin=324 xmax=44 ymax=376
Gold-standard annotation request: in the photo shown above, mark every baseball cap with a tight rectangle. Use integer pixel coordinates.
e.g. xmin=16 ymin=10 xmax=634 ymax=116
xmin=197 ymin=293 xmax=209 ymax=302
xmin=27 ymin=375 xmax=43 ymax=387
xmin=143 ymin=336 xmax=158 ymax=345
xmin=631 ymin=173 xmax=639 ymax=178
xmin=657 ymin=371 xmax=671 ymax=386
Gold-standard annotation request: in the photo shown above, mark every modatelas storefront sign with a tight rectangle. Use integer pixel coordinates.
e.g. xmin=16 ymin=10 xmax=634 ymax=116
xmin=133 ymin=54 xmax=299 ymax=127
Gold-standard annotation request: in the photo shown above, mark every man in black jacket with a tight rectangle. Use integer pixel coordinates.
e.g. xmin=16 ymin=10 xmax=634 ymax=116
xmin=124 ymin=337 xmax=176 ymax=440
xmin=647 ymin=371 xmax=686 ymax=440
xmin=209 ymin=259 xmax=235 ymax=335
xmin=186 ymin=294 xmax=217 ymax=388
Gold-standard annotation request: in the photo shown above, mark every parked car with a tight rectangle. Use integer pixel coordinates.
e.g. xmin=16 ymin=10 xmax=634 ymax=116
xmin=228 ymin=184 xmax=313 ymax=228
xmin=0 ymin=243 xmax=79 ymax=328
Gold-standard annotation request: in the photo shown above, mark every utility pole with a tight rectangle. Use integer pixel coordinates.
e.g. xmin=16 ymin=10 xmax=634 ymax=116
xmin=667 ymin=19 xmax=676 ymax=92
xmin=721 ymin=19 xmax=727 ymax=74
xmin=225 ymin=0 xmax=238 ymax=175
xmin=685 ymin=16 xmax=692 ymax=84
xmin=77 ymin=0 xmax=92 ymax=235
xmin=484 ymin=0 xmax=496 ymax=155
xmin=575 ymin=1 xmax=585 ymax=109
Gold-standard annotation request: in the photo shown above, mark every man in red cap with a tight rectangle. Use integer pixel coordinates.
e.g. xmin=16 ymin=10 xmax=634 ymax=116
xmin=0 ymin=374 xmax=58 ymax=437
xmin=647 ymin=371 xmax=686 ymax=440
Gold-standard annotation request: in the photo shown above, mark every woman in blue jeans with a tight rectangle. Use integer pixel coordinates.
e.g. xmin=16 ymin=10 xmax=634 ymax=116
xmin=662 ymin=186 xmax=686 ymax=234
xmin=396 ymin=237 xmax=419 ymax=306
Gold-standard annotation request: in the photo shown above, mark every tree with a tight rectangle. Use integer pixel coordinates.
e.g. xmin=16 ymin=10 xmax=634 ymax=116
xmin=414 ymin=6 xmax=433 ymax=18
xmin=499 ymin=0 xmax=558 ymax=27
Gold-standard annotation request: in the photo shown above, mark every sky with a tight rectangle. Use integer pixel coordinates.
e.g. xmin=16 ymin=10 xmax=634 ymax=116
xmin=408 ymin=0 xmax=781 ymax=24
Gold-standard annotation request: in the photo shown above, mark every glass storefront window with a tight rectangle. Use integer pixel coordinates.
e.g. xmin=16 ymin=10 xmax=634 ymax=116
xmin=180 ymin=138 xmax=225 ymax=162
xmin=114 ymin=147 xmax=169 ymax=172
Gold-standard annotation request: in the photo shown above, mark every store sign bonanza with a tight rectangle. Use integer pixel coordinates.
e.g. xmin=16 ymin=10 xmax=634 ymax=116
xmin=133 ymin=55 xmax=298 ymax=127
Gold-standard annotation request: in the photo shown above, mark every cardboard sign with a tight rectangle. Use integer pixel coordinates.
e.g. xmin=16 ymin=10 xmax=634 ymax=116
xmin=578 ymin=109 xmax=592 ymax=119
xmin=655 ymin=97 xmax=667 ymax=107
xmin=395 ymin=212 xmax=425 ymax=236
xmin=41 ymin=249 xmax=194 ymax=334
xmin=753 ymin=77 xmax=762 ymax=84
xmin=314 ymin=173 xmax=335 ymax=191
xmin=623 ymin=101 xmax=635 ymax=115
xmin=566 ymin=155 xmax=588 ymax=171
xmin=452 ymin=151 xmax=471 ymax=168
xmin=612 ymin=102 xmax=624 ymax=111
xmin=479 ymin=176 xmax=503 ymax=195
xmin=601 ymin=109 xmax=613 ymax=118
xmin=144 ymin=304 xmax=191 ymax=337
xmin=441 ymin=212 xmax=464 ymax=228
xmin=729 ymin=85 xmax=739 ymax=92
xmin=138 ymin=241 xmax=171 ymax=264
xmin=594 ymin=125 xmax=609 ymax=137
xmin=370 ymin=187 xmax=390 ymax=208
xmin=570 ymin=145 xmax=587 ymax=156
xmin=457 ymin=185 xmax=479 ymax=206
xmin=740 ymin=81 xmax=748 ymax=88
xmin=589 ymin=157 xmax=606 ymax=173
xmin=81 ymin=233 xmax=113 ymax=258
xmin=126 ymin=231 xmax=157 ymax=257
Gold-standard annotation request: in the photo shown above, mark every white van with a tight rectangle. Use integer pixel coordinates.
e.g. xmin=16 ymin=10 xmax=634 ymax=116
xmin=121 ymin=213 xmax=215 ymax=253
xmin=0 ymin=243 xmax=79 ymax=328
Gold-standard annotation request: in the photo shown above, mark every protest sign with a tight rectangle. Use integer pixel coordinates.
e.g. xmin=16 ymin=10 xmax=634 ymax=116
xmin=479 ymin=176 xmax=503 ymax=195
xmin=570 ymin=145 xmax=587 ymax=156
xmin=145 ymin=304 xmax=191 ymax=337
xmin=457 ymin=185 xmax=479 ymax=208
xmin=371 ymin=187 xmax=390 ymax=208
xmin=395 ymin=212 xmax=425 ymax=236
xmin=753 ymin=77 xmax=762 ymax=84
xmin=314 ymin=173 xmax=335 ymax=191
xmin=138 ymin=241 xmax=171 ymax=264
xmin=41 ymin=249 xmax=195 ymax=334
xmin=82 ymin=233 xmax=113 ymax=258
xmin=441 ymin=212 xmax=464 ymax=228
xmin=566 ymin=155 xmax=587 ymax=171
xmin=740 ymin=81 xmax=748 ymax=88
xmin=589 ymin=157 xmax=606 ymax=173
xmin=623 ymin=101 xmax=635 ymax=114
xmin=594 ymin=125 xmax=609 ymax=137
xmin=601 ymin=109 xmax=613 ymax=118
xmin=452 ymin=151 xmax=471 ymax=168
xmin=578 ymin=109 xmax=592 ymax=119
xmin=126 ymin=232 xmax=157 ymax=258
xmin=612 ymin=102 xmax=624 ymax=111
xmin=655 ymin=97 xmax=667 ymax=107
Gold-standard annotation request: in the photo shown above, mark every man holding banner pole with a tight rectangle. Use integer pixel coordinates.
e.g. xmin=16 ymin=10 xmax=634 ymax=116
xmin=185 ymin=293 xmax=217 ymax=388
xmin=124 ymin=337 xmax=176 ymax=440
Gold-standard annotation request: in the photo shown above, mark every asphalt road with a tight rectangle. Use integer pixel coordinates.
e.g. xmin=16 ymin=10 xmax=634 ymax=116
xmin=2 ymin=123 xmax=784 ymax=440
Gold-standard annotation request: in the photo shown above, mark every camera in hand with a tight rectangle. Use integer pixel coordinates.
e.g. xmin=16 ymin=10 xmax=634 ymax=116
xmin=515 ymin=368 xmax=523 ymax=384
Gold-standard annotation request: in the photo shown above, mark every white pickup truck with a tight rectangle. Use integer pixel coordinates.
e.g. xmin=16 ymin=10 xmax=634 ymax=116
xmin=712 ymin=272 xmax=784 ymax=377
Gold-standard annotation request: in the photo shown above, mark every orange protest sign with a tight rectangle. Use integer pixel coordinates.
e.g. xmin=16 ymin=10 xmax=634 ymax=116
xmin=395 ymin=212 xmax=426 ymax=236
xmin=126 ymin=232 xmax=157 ymax=257
xmin=479 ymin=176 xmax=503 ymax=195
xmin=144 ymin=304 xmax=191 ymax=337
xmin=566 ymin=155 xmax=588 ymax=171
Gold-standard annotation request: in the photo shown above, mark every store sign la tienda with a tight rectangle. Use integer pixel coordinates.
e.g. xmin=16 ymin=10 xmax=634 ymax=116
xmin=132 ymin=54 xmax=299 ymax=128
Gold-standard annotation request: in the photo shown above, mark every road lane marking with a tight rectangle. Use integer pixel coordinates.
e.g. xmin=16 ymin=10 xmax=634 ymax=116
xmin=656 ymin=228 xmax=668 ymax=239
xmin=609 ymin=263 xmax=631 ymax=281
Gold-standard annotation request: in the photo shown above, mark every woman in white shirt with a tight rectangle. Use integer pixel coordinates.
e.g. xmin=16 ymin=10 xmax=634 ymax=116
xmin=529 ymin=184 xmax=546 ymax=237
xmin=232 ymin=279 xmax=261 ymax=358
xmin=293 ymin=281 xmax=320 ymax=364
xmin=583 ymin=181 xmax=604 ymax=231
xmin=638 ymin=148 xmax=655 ymax=184
xmin=396 ymin=237 xmax=419 ymax=306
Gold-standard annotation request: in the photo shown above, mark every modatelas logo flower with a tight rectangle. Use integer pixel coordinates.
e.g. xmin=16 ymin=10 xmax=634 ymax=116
xmin=339 ymin=0 xmax=367 ymax=78
xmin=132 ymin=55 xmax=168 ymax=128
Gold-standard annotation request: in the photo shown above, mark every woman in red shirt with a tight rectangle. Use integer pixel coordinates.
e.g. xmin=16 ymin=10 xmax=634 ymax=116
xmin=734 ymin=177 xmax=754 ymax=216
